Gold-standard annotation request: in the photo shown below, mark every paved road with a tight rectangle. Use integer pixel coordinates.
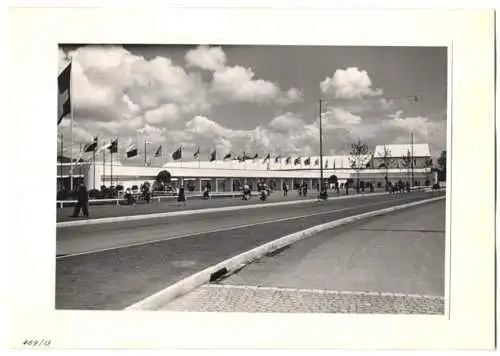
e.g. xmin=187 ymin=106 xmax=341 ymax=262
xmin=162 ymin=200 xmax=445 ymax=314
xmin=56 ymin=191 xmax=444 ymax=310
xmin=56 ymin=189 xmax=388 ymax=222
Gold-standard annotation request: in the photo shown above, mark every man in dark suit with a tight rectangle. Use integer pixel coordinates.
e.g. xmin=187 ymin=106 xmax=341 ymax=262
xmin=71 ymin=182 xmax=89 ymax=217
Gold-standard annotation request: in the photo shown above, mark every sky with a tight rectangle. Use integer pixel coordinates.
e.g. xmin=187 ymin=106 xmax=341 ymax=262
xmin=58 ymin=44 xmax=447 ymax=164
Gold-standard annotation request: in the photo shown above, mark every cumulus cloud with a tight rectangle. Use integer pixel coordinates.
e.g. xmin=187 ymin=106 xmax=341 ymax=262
xmin=185 ymin=45 xmax=227 ymax=71
xmin=276 ymin=88 xmax=304 ymax=105
xmin=268 ymin=112 xmax=306 ymax=132
xmin=321 ymin=67 xmax=383 ymax=100
xmin=57 ymin=45 xmax=444 ymax=162
xmin=143 ymin=103 xmax=181 ymax=125
xmin=210 ymin=65 xmax=281 ymax=104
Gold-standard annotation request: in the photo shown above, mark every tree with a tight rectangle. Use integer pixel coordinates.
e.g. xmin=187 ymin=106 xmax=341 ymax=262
xmin=349 ymin=139 xmax=370 ymax=193
xmin=437 ymin=150 xmax=446 ymax=181
xmin=401 ymin=149 xmax=412 ymax=185
xmin=156 ymin=170 xmax=171 ymax=185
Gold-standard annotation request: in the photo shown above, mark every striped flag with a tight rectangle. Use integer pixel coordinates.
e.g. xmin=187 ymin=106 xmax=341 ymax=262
xmin=285 ymin=156 xmax=291 ymax=164
xmin=193 ymin=146 xmax=200 ymax=159
xmin=304 ymin=157 xmax=311 ymax=166
xmin=224 ymin=152 xmax=232 ymax=160
xmin=108 ymin=138 xmax=118 ymax=153
xmin=58 ymin=62 xmax=71 ymax=125
xmin=154 ymin=146 xmax=162 ymax=157
xmin=294 ymin=157 xmax=300 ymax=165
xmin=84 ymin=136 xmax=98 ymax=152
xmin=126 ymin=144 xmax=138 ymax=158
xmin=172 ymin=147 xmax=182 ymax=160
xmin=209 ymin=149 xmax=216 ymax=162
xmin=263 ymin=153 xmax=271 ymax=163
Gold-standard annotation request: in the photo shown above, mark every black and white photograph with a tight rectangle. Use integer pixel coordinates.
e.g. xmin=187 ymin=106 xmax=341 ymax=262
xmin=8 ymin=6 xmax=495 ymax=351
xmin=56 ymin=44 xmax=448 ymax=314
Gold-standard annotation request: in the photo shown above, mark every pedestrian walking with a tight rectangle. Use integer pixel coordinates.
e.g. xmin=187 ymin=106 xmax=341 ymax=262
xmin=177 ymin=186 xmax=186 ymax=206
xmin=283 ymin=182 xmax=288 ymax=196
xmin=70 ymin=182 xmax=89 ymax=217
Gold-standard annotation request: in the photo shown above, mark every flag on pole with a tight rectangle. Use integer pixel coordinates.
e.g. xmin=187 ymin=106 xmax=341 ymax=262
xmin=58 ymin=62 xmax=72 ymax=125
xmin=172 ymin=147 xmax=182 ymax=160
xmin=209 ymin=149 xmax=216 ymax=162
xmin=154 ymin=146 xmax=162 ymax=157
xmin=263 ymin=153 xmax=271 ymax=163
xmin=325 ymin=160 xmax=328 ymax=169
xmin=253 ymin=153 xmax=259 ymax=161
xmin=333 ymin=160 xmax=336 ymax=169
xmin=243 ymin=152 xmax=253 ymax=161
xmin=285 ymin=156 xmax=291 ymax=164
xmin=126 ymin=144 xmax=138 ymax=158
xmin=193 ymin=146 xmax=200 ymax=159
xmin=294 ymin=157 xmax=301 ymax=165
xmin=108 ymin=138 xmax=118 ymax=153
xmin=224 ymin=152 xmax=232 ymax=160
xmin=275 ymin=156 xmax=281 ymax=163
xmin=304 ymin=157 xmax=311 ymax=166
xmin=84 ymin=136 xmax=98 ymax=152
xmin=314 ymin=158 xmax=319 ymax=166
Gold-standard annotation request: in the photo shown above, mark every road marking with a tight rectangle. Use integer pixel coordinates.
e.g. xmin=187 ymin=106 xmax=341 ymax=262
xmin=57 ymin=198 xmax=416 ymax=259
xmin=206 ymin=284 xmax=445 ymax=300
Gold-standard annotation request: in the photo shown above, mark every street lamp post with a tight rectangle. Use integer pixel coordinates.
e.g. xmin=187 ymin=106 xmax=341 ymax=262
xmin=319 ymin=99 xmax=324 ymax=191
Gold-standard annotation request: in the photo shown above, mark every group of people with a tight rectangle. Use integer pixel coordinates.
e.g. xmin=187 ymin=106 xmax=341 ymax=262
xmin=387 ymin=180 xmax=411 ymax=194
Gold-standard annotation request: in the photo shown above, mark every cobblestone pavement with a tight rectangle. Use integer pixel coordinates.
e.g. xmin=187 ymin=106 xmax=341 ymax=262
xmin=162 ymin=284 xmax=445 ymax=314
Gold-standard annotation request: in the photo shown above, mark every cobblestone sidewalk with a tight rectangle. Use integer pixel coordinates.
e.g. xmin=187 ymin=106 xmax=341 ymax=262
xmin=161 ymin=284 xmax=445 ymax=314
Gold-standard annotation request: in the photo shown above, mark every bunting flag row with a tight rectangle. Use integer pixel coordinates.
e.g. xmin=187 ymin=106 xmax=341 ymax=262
xmin=78 ymin=138 xmax=359 ymax=169
xmin=80 ymin=137 xmax=163 ymax=161
xmin=168 ymin=146 xmax=346 ymax=168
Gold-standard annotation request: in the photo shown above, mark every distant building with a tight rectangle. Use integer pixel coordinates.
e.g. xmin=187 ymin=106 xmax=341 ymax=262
xmin=57 ymin=143 xmax=434 ymax=193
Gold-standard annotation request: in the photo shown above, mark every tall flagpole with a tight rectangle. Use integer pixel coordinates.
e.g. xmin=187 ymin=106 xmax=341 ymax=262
xmin=69 ymin=57 xmax=74 ymax=191
xmin=93 ymin=145 xmax=96 ymax=190
xmin=319 ymin=99 xmax=324 ymax=190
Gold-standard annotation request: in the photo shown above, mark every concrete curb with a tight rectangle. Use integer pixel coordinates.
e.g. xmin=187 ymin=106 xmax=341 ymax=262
xmin=57 ymin=192 xmax=388 ymax=228
xmin=124 ymin=195 xmax=445 ymax=311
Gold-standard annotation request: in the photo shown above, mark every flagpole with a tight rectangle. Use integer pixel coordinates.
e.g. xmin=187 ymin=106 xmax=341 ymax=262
xmin=93 ymin=146 xmax=96 ymax=189
xmin=69 ymin=57 xmax=74 ymax=191
xmin=59 ymin=132 xmax=63 ymax=190
xmin=319 ymin=99 xmax=324 ymax=190
xmin=103 ymin=149 xmax=106 ymax=188
xmin=411 ymin=133 xmax=414 ymax=187
xmin=144 ymin=140 xmax=147 ymax=166
xmin=79 ymin=144 xmax=83 ymax=184
xmin=111 ymin=140 xmax=113 ymax=187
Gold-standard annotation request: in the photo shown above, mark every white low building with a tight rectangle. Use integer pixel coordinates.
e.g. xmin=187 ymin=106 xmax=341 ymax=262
xmin=57 ymin=143 xmax=435 ymax=192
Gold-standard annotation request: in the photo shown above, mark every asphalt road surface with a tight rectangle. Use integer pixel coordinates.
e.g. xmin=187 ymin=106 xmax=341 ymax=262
xmin=162 ymin=200 xmax=445 ymax=314
xmin=56 ymin=190 xmax=444 ymax=310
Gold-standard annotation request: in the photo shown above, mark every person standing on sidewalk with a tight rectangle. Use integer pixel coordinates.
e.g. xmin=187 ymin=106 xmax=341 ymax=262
xmin=283 ymin=182 xmax=288 ymax=196
xmin=70 ymin=182 xmax=89 ymax=218
xmin=177 ymin=186 xmax=186 ymax=206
